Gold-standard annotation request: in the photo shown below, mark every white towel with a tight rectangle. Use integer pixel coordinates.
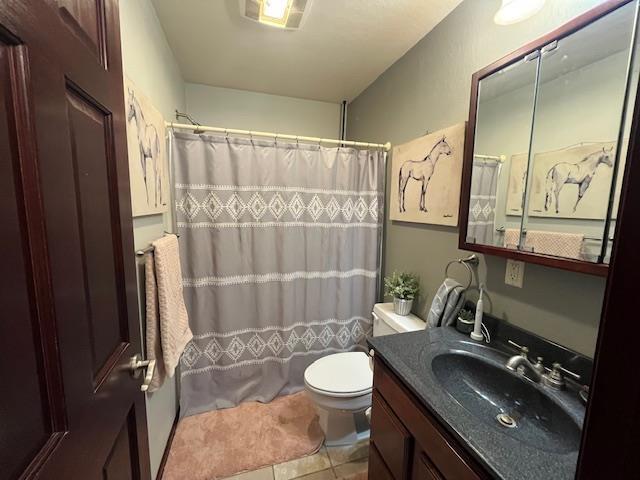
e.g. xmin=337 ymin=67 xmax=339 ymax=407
xmin=145 ymin=235 xmax=193 ymax=391
xmin=145 ymin=253 xmax=165 ymax=392
xmin=525 ymin=230 xmax=584 ymax=260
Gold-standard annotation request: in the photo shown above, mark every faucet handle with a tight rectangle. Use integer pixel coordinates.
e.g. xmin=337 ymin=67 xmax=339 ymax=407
xmin=554 ymin=363 xmax=581 ymax=381
xmin=508 ymin=340 xmax=529 ymax=356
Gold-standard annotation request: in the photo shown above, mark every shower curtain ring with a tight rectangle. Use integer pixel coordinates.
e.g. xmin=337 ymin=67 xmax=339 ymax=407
xmin=274 ymin=134 xmax=278 ymax=146
xmin=295 ymin=136 xmax=299 ymax=147
xmin=224 ymin=128 xmax=229 ymax=140
xmin=249 ymin=131 xmax=254 ymax=146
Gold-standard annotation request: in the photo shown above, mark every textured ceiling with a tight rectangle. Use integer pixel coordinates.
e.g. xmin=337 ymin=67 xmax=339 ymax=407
xmin=151 ymin=0 xmax=463 ymax=103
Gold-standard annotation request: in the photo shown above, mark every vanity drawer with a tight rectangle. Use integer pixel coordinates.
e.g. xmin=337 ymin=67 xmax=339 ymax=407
xmin=373 ymin=357 xmax=485 ymax=480
xmin=368 ymin=443 xmax=394 ymax=480
xmin=370 ymin=392 xmax=412 ymax=479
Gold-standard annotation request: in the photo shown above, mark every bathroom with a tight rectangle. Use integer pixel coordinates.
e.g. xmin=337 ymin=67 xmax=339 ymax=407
xmin=3 ymin=0 xmax=639 ymax=479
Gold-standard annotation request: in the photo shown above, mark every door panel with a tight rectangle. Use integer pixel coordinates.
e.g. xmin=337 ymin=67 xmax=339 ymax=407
xmin=0 ymin=39 xmax=51 ymax=480
xmin=66 ymin=86 xmax=126 ymax=378
xmin=103 ymin=409 xmax=139 ymax=480
xmin=57 ymin=0 xmax=107 ymax=65
xmin=0 ymin=0 xmax=150 ymax=478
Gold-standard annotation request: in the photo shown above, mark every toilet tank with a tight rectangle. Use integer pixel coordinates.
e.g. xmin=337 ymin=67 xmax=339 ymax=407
xmin=372 ymin=302 xmax=425 ymax=337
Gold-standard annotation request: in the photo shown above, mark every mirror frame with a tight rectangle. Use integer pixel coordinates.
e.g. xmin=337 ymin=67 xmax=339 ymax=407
xmin=458 ymin=0 xmax=634 ymax=277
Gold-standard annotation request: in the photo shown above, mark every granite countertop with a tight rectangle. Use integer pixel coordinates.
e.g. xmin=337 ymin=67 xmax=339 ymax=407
xmin=368 ymin=327 xmax=585 ymax=480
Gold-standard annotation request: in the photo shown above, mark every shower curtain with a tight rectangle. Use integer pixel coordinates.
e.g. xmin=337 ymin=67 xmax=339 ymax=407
xmin=467 ymin=161 xmax=500 ymax=245
xmin=172 ymin=132 xmax=385 ymax=417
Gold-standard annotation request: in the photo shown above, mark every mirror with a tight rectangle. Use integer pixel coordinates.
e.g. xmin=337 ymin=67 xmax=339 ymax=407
xmin=462 ymin=0 xmax=638 ymax=274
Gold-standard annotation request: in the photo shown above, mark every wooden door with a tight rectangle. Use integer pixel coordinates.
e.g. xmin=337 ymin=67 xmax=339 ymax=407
xmin=0 ymin=0 xmax=150 ymax=479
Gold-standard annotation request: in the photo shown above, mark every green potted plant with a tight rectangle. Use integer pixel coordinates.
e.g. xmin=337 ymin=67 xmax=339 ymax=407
xmin=456 ymin=308 xmax=475 ymax=334
xmin=384 ymin=272 xmax=420 ymax=315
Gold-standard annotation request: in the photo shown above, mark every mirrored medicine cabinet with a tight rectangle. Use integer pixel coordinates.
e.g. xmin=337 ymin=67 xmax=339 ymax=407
xmin=459 ymin=0 xmax=640 ymax=276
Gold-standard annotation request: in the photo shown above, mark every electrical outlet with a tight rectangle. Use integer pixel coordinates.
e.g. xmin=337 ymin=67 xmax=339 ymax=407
xmin=505 ymin=259 xmax=524 ymax=288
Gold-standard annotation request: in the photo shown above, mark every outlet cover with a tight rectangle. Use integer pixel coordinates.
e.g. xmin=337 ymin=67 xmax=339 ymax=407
xmin=505 ymin=259 xmax=525 ymax=288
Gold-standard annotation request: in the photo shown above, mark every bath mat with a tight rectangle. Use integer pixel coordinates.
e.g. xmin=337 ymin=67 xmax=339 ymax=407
xmin=163 ymin=391 xmax=324 ymax=480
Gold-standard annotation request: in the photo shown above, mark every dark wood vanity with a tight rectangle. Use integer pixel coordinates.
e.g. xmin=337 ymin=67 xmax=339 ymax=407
xmin=369 ymin=356 xmax=490 ymax=480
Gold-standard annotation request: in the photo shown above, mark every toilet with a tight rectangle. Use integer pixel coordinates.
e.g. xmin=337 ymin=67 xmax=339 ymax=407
xmin=304 ymin=303 xmax=425 ymax=446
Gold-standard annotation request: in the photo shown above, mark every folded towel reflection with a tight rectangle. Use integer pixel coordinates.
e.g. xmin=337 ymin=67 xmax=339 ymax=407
xmin=503 ymin=229 xmax=584 ymax=260
xmin=503 ymin=228 xmax=520 ymax=249
xmin=525 ymin=230 xmax=584 ymax=260
xmin=145 ymin=234 xmax=193 ymax=392
xmin=427 ymin=278 xmax=466 ymax=328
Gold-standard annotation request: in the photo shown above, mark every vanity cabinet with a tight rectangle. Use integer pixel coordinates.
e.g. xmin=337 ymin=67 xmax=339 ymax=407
xmin=368 ymin=356 xmax=490 ymax=480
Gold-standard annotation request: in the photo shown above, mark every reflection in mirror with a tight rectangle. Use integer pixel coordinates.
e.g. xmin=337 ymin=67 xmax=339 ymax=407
xmin=467 ymin=57 xmax=538 ymax=249
xmin=605 ymin=4 xmax=640 ymax=264
xmin=522 ymin=2 xmax=636 ymax=263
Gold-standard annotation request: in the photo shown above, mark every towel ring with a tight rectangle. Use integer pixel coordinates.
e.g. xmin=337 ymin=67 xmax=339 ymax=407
xmin=444 ymin=254 xmax=478 ymax=290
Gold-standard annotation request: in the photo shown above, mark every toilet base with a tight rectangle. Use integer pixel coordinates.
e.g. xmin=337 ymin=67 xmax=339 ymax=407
xmin=316 ymin=405 xmax=371 ymax=446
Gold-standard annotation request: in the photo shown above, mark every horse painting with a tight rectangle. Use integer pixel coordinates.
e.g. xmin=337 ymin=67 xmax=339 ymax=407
xmin=127 ymin=88 xmax=163 ymax=208
xmin=544 ymin=146 xmax=614 ymax=214
xmin=398 ymin=137 xmax=452 ymax=213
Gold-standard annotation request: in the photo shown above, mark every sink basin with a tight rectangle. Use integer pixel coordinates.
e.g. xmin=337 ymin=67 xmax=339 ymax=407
xmin=431 ymin=351 xmax=581 ymax=454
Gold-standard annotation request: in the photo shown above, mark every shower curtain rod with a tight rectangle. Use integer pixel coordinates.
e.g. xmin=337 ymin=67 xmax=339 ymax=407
xmin=166 ymin=121 xmax=392 ymax=151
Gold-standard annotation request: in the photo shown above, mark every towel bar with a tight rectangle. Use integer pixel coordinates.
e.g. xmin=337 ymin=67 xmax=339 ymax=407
xmin=135 ymin=232 xmax=180 ymax=257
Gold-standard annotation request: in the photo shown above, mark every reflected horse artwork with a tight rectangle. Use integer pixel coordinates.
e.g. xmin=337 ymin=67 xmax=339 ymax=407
xmin=398 ymin=137 xmax=452 ymax=212
xmin=544 ymin=146 xmax=614 ymax=214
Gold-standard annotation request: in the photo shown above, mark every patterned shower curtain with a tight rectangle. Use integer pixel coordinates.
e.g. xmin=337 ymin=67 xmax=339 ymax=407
xmin=467 ymin=161 xmax=501 ymax=245
xmin=172 ymin=132 xmax=385 ymax=417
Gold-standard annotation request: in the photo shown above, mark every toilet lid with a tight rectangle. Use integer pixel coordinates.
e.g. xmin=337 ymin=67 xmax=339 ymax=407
xmin=304 ymin=352 xmax=373 ymax=396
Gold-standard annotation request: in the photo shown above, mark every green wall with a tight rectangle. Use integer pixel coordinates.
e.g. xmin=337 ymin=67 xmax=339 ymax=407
xmin=347 ymin=0 xmax=610 ymax=357
xmin=120 ymin=0 xmax=186 ymax=476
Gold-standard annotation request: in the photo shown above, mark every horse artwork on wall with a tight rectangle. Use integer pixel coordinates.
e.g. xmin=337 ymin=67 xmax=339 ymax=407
xmin=506 ymin=141 xmax=622 ymax=220
xmin=124 ymin=77 xmax=169 ymax=217
xmin=390 ymin=123 xmax=466 ymax=226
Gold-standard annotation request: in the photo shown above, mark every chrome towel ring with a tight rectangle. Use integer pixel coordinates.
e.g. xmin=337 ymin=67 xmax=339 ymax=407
xmin=444 ymin=254 xmax=479 ymax=289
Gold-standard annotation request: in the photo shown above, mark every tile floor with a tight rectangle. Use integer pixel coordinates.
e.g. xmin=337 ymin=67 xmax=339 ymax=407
xmin=223 ymin=439 xmax=369 ymax=480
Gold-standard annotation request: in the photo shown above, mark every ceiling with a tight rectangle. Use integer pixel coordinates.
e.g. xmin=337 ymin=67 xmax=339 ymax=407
xmin=151 ymin=0 xmax=463 ymax=103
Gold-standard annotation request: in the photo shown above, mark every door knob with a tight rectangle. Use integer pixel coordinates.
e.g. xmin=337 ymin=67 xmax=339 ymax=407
xmin=129 ymin=354 xmax=157 ymax=392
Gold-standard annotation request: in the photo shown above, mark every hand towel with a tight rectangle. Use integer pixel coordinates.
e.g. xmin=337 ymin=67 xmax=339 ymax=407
xmin=503 ymin=228 xmax=520 ymax=249
xmin=426 ymin=278 xmax=466 ymax=328
xmin=524 ymin=230 xmax=584 ymax=260
xmin=145 ymin=253 xmax=166 ymax=392
xmin=152 ymin=234 xmax=193 ymax=378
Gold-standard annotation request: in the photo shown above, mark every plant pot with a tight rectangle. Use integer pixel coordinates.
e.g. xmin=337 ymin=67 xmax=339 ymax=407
xmin=393 ymin=297 xmax=413 ymax=316
xmin=456 ymin=316 xmax=475 ymax=334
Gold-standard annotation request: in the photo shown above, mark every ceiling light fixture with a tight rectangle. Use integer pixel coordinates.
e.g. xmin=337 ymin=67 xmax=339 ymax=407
xmin=494 ymin=0 xmax=546 ymax=26
xmin=259 ymin=0 xmax=293 ymax=28
xmin=242 ymin=0 xmax=311 ymax=30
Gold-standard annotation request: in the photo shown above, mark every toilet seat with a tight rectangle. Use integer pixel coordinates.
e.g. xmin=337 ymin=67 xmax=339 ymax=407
xmin=304 ymin=352 xmax=373 ymax=398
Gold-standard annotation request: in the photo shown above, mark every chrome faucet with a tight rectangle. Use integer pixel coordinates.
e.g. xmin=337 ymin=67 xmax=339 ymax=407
xmin=505 ymin=340 xmax=581 ymax=390
xmin=505 ymin=342 xmax=544 ymax=382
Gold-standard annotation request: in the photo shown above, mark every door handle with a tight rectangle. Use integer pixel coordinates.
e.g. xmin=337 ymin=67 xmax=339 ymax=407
xmin=129 ymin=354 xmax=157 ymax=392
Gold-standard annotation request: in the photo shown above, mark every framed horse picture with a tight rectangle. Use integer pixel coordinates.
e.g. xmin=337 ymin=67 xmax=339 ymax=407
xmin=124 ymin=77 xmax=169 ymax=217
xmin=506 ymin=141 xmax=621 ymax=220
xmin=389 ymin=123 xmax=466 ymax=226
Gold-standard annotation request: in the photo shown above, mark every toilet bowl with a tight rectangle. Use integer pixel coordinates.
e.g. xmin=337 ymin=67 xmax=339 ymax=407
xmin=304 ymin=351 xmax=372 ymax=446
xmin=304 ymin=303 xmax=425 ymax=446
